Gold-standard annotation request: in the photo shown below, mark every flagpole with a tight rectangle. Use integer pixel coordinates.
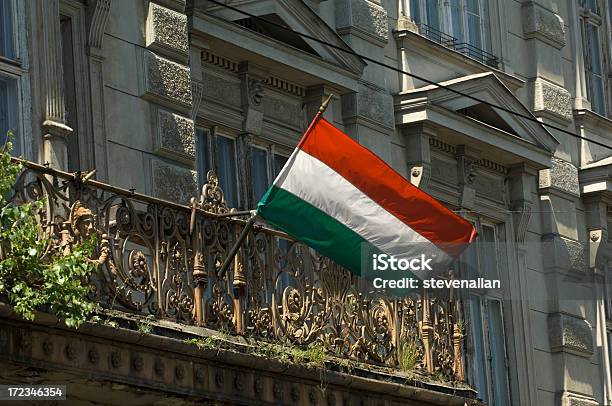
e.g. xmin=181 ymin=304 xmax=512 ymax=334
xmin=216 ymin=94 xmax=333 ymax=279
xmin=297 ymin=93 xmax=334 ymax=149
xmin=217 ymin=213 xmax=258 ymax=278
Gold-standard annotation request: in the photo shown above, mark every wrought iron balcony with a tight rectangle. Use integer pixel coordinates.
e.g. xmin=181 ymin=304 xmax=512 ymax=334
xmin=417 ymin=23 xmax=500 ymax=69
xmin=4 ymin=159 xmax=468 ymax=384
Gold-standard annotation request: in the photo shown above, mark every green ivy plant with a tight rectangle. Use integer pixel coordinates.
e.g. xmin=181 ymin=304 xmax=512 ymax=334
xmin=0 ymin=138 xmax=97 ymax=328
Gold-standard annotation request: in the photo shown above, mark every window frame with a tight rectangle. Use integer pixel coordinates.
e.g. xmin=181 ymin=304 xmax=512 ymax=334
xmin=581 ymin=0 xmax=610 ymax=117
xmin=408 ymin=0 xmax=491 ymax=51
xmin=0 ymin=0 xmax=28 ymax=157
xmin=195 ymin=127 xmax=242 ymax=209
xmin=0 ymin=0 xmax=19 ymax=62
xmin=460 ymin=218 xmax=511 ymax=405
xmin=59 ymin=0 xmax=94 ymax=171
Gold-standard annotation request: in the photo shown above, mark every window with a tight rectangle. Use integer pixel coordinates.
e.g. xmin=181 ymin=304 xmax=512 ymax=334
xmin=0 ymin=0 xmax=23 ymax=155
xmin=195 ymin=128 xmax=239 ymax=208
xmin=0 ymin=1 xmax=16 ymax=60
xmin=461 ymin=222 xmax=510 ymax=405
xmin=60 ymin=14 xmax=80 ymax=171
xmin=252 ymin=146 xmax=269 ymax=202
xmin=409 ymin=0 xmax=490 ymax=50
xmin=216 ymin=135 xmax=238 ymax=208
xmin=581 ymin=0 xmax=608 ymax=116
xmin=196 ymin=128 xmax=292 ymax=210
xmin=407 ymin=0 xmax=496 ymax=66
xmin=0 ymin=75 xmax=18 ymax=148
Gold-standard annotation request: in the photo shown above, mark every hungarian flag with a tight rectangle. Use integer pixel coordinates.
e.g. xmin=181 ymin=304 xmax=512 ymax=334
xmin=257 ymin=114 xmax=476 ymax=282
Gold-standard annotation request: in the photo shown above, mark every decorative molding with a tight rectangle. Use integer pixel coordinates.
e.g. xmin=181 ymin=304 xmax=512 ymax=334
xmin=539 ymin=158 xmax=580 ymax=196
xmin=589 ymin=229 xmax=607 ymax=272
xmin=146 ymin=2 xmax=189 ymax=62
xmin=530 ymin=78 xmax=572 ymax=122
xmin=202 ymin=51 xmax=239 ymax=73
xmin=476 ymin=158 xmax=507 ymax=174
xmin=191 ymin=80 xmax=204 ymax=119
xmin=508 ymin=164 xmax=537 ymax=243
xmin=522 ymin=1 xmax=566 ymax=49
xmin=151 ymin=159 xmax=198 ymax=204
xmin=512 ymin=202 xmax=533 ymax=244
xmin=455 ymin=146 xmax=478 ymax=209
xmin=429 ymin=138 xmax=456 ymax=155
xmin=409 ymin=165 xmax=431 ymax=189
xmin=154 ymin=109 xmax=196 ymax=164
xmin=87 ymin=0 xmax=112 ymax=50
xmin=0 ymin=315 xmax=479 ymax=405
xmin=264 ymin=76 xmax=306 ymax=97
xmin=141 ymin=51 xmax=192 ymax=112
xmin=548 ymin=313 xmax=594 ymax=357
xmin=402 ymin=125 xmax=432 ymax=190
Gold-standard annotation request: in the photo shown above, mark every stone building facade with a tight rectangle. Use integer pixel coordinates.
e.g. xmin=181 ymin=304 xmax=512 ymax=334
xmin=1 ymin=0 xmax=612 ymax=405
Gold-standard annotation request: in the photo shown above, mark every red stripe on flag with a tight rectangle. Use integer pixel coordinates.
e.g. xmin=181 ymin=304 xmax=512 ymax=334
xmin=299 ymin=118 xmax=477 ymax=257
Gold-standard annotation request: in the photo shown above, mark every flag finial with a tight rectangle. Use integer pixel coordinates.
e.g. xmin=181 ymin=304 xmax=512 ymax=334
xmin=319 ymin=93 xmax=334 ymax=114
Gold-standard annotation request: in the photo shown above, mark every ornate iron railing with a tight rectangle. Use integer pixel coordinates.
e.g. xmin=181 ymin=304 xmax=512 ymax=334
xmin=417 ymin=23 xmax=499 ymax=69
xmin=4 ymin=160 xmax=466 ymax=382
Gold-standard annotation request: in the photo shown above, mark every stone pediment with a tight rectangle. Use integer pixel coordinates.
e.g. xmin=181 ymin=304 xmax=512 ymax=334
xmin=397 ymin=72 xmax=559 ymax=154
xmin=200 ymin=0 xmax=366 ymax=76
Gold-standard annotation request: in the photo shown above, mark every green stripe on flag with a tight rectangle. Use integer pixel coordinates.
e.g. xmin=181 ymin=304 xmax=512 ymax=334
xmin=257 ymin=186 xmax=422 ymax=293
xmin=258 ymin=185 xmax=369 ymax=275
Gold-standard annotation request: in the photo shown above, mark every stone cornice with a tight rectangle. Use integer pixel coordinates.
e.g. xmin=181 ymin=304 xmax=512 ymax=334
xmin=0 ymin=304 xmax=481 ymax=405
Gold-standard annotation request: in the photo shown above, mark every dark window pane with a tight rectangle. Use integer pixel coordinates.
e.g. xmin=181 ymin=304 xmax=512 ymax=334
xmin=467 ymin=0 xmax=480 ymax=13
xmin=481 ymin=225 xmax=499 ymax=280
xmin=451 ymin=0 xmax=463 ymax=40
xmin=410 ymin=0 xmax=421 ymax=23
xmin=0 ymin=75 xmax=19 ymax=154
xmin=61 ymin=16 xmax=80 ymax=171
xmin=587 ymin=24 xmax=603 ymax=75
xmin=467 ymin=14 xmax=482 ymax=49
xmin=427 ymin=0 xmax=440 ymax=29
xmin=215 ymin=136 xmax=238 ymax=208
xmin=273 ymin=154 xmax=288 ymax=178
xmin=196 ymin=128 xmax=210 ymax=186
xmin=0 ymin=1 xmax=15 ymax=59
xmin=252 ymin=147 xmax=269 ymax=202
xmin=469 ymin=296 xmax=490 ymax=403
xmin=488 ymin=300 xmax=510 ymax=406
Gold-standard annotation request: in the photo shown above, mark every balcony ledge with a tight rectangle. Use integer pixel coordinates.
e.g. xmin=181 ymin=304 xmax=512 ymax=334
xmin=0 ymin=303 xmax=481 ymax=405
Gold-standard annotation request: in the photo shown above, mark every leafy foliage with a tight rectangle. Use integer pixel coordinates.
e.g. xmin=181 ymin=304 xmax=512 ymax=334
xmin=0 ymin=138 xmax=97 ymax=328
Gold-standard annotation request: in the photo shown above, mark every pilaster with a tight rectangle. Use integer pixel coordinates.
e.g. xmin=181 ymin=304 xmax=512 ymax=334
xmin=86 ymin=0 xmax=112 ymax=180
xmin=39 ymin=0 xmax=72 ymax=170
